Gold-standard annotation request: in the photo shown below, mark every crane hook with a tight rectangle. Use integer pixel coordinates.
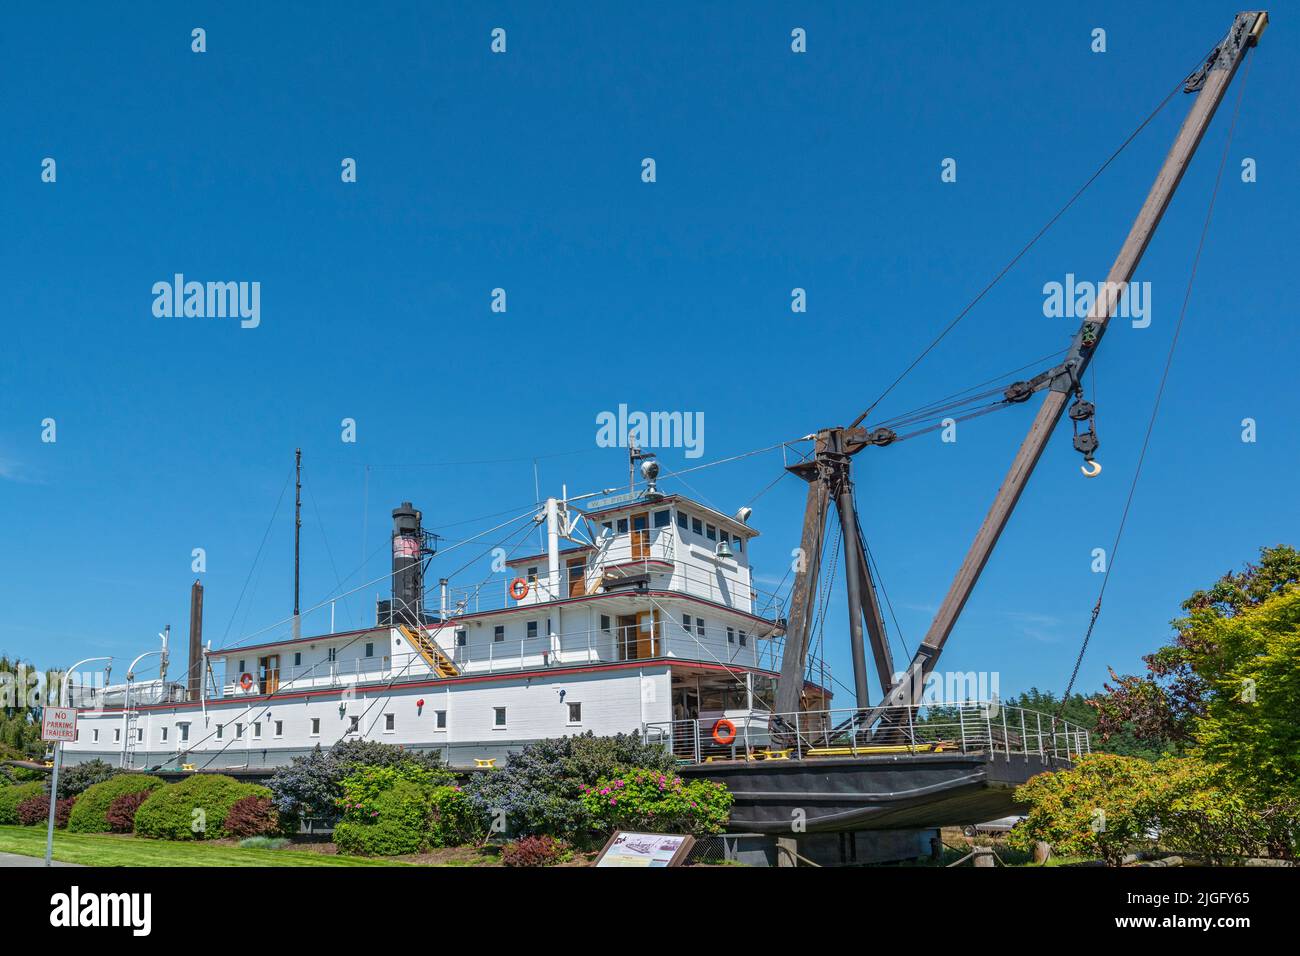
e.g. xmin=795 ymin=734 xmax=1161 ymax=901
xmin=1081 ymin=458 xmax=1102 ymax=478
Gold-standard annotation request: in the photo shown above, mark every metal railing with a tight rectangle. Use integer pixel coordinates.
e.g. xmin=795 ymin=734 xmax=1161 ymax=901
xmin=437 ymin=532 xmax=786 ymax=620
xmin=643 ymin=702 xmax=1092 ymax=764
xmin=208 ymin=621 xmax=824 ymax=694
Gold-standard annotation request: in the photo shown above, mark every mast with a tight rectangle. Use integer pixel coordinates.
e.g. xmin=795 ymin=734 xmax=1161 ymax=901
xmin=294 ymin=448 xmax=302 ymax=619
xmin=873 ymin=10 xmax=1268 ymax=715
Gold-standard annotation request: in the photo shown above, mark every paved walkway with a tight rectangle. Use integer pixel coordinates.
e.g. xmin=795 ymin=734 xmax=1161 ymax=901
xmin=0 ymin=851 xmax=83 ymax=867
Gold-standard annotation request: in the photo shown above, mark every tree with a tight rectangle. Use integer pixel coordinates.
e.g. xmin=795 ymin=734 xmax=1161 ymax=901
xmin=1008 ymin=753 xmax=1162 ymax=866
xmin=1092 ymin=545 xmax=1300 ymax=750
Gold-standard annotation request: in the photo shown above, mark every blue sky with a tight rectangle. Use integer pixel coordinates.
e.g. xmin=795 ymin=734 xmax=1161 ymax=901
xmin=1 ymin=2 xmax=1296 ymax=705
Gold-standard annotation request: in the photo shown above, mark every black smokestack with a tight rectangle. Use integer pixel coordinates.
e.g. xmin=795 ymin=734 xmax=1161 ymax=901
xmin=392 ymin=502 xmax=423 ymax=624
xmin=187 ymin=580 xmax=204 ymax=701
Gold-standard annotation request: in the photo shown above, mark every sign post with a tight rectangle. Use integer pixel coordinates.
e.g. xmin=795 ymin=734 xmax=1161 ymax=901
xmin=40 ymin=707 xmax=78 ymax=867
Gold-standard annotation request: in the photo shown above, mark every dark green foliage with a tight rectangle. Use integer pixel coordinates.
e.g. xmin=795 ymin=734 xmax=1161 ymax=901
xmin=333 ymin=781 xmax=431 ymax=856
xmin=0 ymin=782 xmax=46 ymax=824
xmin=55 ymin=759 xmax=121 ymax=799
xmin=66 ymin=774 xmax=163 ymax=833
xmin=463 ymin=731 xmax=678 ymax=843
xmin=133 ymin=775 xmax=273 ymax=840
xmin=268 ymin=740 xmax=450 ymax=828
xmin=106 ymin=791 xmax=151 ymax=833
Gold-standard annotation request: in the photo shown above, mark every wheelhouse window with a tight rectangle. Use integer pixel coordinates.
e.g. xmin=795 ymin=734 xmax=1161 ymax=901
xmin=691 ymin=517 xmax=703 ymax=535
xmin=617 ymin=517 xmax=629 ymax=534
xmin=653 ymin=510 xmax=670 ymax=528
xmin=706 ymin=524 xmax=717 ymax=542
xmin=676 ymin=510 xmax=688 ymax=530
xmin=327 ymin=647 xmax=338 ymax=662
xmin=527 ymin=566 xmax=539 ymax=586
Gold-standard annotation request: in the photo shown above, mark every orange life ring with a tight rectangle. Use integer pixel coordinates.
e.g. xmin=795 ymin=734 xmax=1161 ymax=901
xmin=711 ymin=718 xmax=737 ymax=746
xmin=239 ymin=673 xmax=254 ymax=691
xmin=509 ymin=577 xmax=529 ymax=600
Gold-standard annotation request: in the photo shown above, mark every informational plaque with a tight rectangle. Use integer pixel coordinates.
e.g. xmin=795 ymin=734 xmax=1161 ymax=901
xmin=41 ymin=707 xmax=78 ymax=743
xmin=594 ymin=831 xmax=695 ymax=867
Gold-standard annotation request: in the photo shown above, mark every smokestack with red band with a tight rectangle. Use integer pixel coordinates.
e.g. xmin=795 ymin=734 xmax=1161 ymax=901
xmin=392 ymin=502 xmax=424 ymax=625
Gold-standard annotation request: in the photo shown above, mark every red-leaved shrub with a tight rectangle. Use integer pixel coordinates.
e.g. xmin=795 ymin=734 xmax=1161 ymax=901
xmin=500 ymin=835 xmax=572 ymax=867
xmin=223 ymin=794 xmax=280 ymax=838
xmin=17 ymin=794 xmax=75 ymax=828
xmin=106 ymin=790 xmax=152 ymax=833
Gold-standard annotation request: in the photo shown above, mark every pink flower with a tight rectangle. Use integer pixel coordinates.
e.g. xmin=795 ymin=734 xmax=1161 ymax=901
xmin=609 ymin=798 xmax=617 ymax=805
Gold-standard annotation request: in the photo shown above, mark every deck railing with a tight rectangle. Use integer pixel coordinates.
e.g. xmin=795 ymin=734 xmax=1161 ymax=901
xmin=643 ymin=702 xmax=1092 ymax=764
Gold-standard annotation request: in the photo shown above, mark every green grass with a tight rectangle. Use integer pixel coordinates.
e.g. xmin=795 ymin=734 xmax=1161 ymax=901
xmin=0 ymin=825 xmax=410 ymax=867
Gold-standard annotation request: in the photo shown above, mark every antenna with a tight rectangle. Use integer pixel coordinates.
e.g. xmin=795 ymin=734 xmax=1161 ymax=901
xmin=294 ymin=448 xmax=302 ymax=618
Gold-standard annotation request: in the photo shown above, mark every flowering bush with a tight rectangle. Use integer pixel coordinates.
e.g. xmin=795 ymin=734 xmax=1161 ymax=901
xmin=428 ymin=785 xmax=486 ymax=847
xmin=333 ymin=781 xmax=431 ymax=856
xmin=500 ymin=835 xmax=573 ymax=867
xmin=579 ymin=769 xmax=731 ymax=835
xmin=464 ymin=732 xmax=678 ymax=842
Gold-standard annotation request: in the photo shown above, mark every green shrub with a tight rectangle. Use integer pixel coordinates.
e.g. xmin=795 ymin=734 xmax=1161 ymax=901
xmin=55 ymin=759 xmax=120 ymax=799
xmin=579 ymin=769 xmax=732 ymax=835
xmin=268 ymin=740 xmax=451 ymax=829
xmin=133 ymin=775 xmax=272 ymax=840
xmin=428 ymin=785 xmax=486 ymax=847
xmin=1007 ymin=753 xmax=1162 ymax=865
xmin=333 ymin=781 xmax=431 ymax=856
xmin=464 ymin=732 xmax=678 ymax=842
xmin=0 ymin=782 xmax=46 ymax=824
xmin=67 ymin=774 xmax=164 ymax=833
xmin=337 ymin=763 xmax=449 ymax=820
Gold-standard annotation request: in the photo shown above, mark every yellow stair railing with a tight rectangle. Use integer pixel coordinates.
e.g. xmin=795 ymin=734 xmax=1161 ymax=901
xmin=398 ymin=624 xmax=459 ymax=678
